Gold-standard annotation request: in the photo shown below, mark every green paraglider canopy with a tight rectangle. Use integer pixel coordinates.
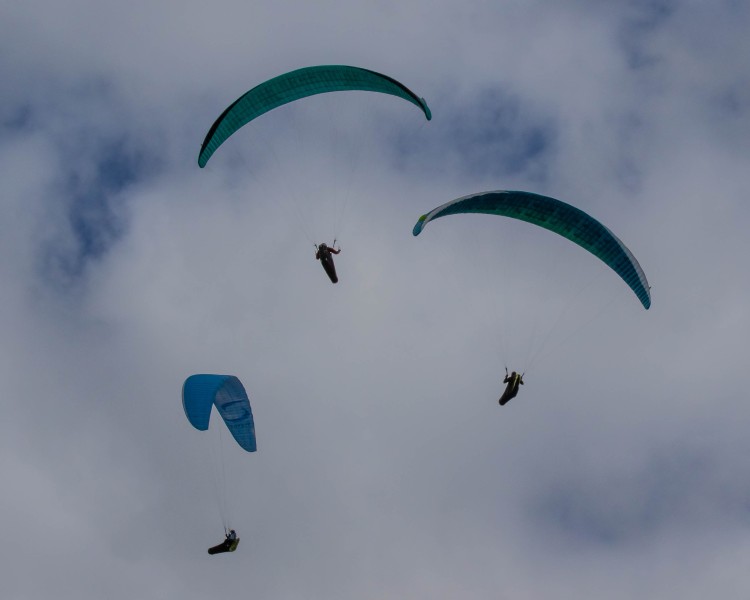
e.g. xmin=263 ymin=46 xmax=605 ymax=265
xmin=198 ymin=65 xmax=432 ymax=167
xmin=413 ymin=190 xmax=651 ymax=309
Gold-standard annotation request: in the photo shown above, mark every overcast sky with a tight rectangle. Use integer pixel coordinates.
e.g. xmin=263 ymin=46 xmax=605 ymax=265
xmin=2 ymin=1 xmax=750 ymax=598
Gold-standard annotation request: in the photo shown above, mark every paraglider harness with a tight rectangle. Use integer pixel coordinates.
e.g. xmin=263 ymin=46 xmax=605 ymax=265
xmin=315 ymin=239 xmax=341 ymax=284
xmin=499 ymin=367 xmax=524 ymax=406
xmin=208 ymin=528 xmax=240 ymax=555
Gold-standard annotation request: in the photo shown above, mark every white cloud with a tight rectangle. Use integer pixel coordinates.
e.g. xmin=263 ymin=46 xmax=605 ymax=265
xmin=2 ymin=1 xmax=750 ymax=598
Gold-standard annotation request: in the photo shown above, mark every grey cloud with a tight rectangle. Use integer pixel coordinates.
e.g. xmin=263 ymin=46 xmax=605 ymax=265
xmin=2 ymin=1 xmax=750 ymax=599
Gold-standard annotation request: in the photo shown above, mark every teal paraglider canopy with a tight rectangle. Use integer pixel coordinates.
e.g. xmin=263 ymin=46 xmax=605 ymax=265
xmin=182 ymin=375 xmax=257 ymax=452
xmin=413 ymin=190 xmax=651 ymax=309
xmin=198 ymin=65 xmax=432 ymax=168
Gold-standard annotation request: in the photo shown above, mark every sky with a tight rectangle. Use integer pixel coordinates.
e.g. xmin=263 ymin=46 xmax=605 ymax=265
xmin=2 ymin=0 xmax=750 ymax=598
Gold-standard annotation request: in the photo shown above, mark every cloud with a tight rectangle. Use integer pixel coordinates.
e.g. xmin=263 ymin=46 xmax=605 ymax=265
xmin=2 ymin=1 xmax=750 ymax=598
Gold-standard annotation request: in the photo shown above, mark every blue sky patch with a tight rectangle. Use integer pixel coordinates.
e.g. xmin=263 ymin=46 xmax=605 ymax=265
xmin=389 ymin=86 xmax=556 ymax=184
xmin=619 ymin=0 xmax=676 ymax=70
xmin=531 ymin=445 xmax=750 ymax=547
xmin=39 ymin=132 xmax=158 ymax=286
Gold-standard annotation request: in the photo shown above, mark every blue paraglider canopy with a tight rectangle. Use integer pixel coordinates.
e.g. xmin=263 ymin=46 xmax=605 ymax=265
xmin=182 ymin=375 xmax=257 ymax=452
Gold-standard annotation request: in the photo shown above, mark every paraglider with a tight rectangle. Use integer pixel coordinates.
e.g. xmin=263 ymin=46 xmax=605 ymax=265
xmin=499 ymin=369 xmax=524 ymax=406
xmin=315 ymin=242 xmax=341 ymax=283
xmin=413 ymin=190 xmax=651 ymax=309
xmin=182 ymin=375 xmax=256 ymax=555
xmin=198 ymin=65 xmax=432 ymax=280
xmin=413 ymin=190 xmax=651 ymax=405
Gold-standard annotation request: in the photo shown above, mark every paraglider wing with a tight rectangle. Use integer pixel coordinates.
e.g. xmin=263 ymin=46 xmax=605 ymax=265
xmin=413 ymin=190 xmax=651 ymax=309
xmin=182 ymin=375 xmax=257 ymax=452
xmin=198 ymin=65 xmax=432 ymax=167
